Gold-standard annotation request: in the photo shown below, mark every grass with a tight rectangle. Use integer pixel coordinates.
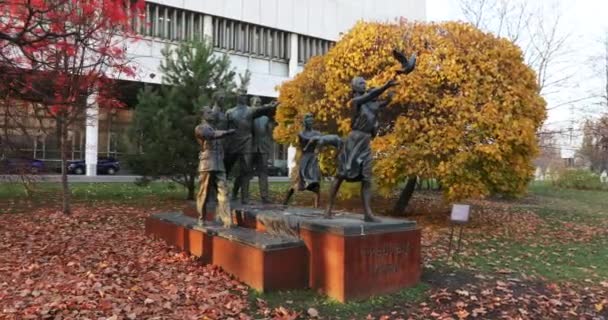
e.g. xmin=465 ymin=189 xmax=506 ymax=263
xmin=455 ymin=182 xmax=608 ymax=283
xmin=250 ymin=284 xmax=429 ymax=319
xmin=0 ymin=181 xmax=189 ymax=214
xmin=460 ymin=237 xmax=608 ymax=282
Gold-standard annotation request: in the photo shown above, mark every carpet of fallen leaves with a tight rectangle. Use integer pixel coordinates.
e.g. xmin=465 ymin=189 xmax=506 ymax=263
xmin=0 ymin=205 xmax=292 ymax=320
xmin=1 ymin=197 xmax=607 ymax=320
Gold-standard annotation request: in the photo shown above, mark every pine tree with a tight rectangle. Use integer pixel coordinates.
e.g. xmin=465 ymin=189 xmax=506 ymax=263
xmin=130 ymin=40 xmax=239 ymax=200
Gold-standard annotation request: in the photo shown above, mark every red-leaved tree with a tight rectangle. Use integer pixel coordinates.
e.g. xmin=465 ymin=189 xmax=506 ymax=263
xmin=0 ymin=0 xmax=144 ymax=214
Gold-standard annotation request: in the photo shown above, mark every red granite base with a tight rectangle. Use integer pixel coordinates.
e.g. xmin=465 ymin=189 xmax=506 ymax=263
xmin=145 ymin=213 xmax=307 ymax=292
xmin=300 ymin=228 xmax=421 ymax=302
xmin=144 ymin=216 xmax=212 ymax=262
xmin=212 ymin=236 xmax=308 ymax=291
xmin=145 ymin=207 xmax=421 ymax=302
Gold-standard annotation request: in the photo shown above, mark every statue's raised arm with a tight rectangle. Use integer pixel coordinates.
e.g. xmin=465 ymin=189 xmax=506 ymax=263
xmin=250 ymin=100 xmax=278 ymax=119
xmin=351 ymin=79 xmax=397 ymax=108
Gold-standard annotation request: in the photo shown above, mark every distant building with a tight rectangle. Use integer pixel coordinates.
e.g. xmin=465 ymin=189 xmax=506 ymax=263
xmin=0 ymin=0 xmax=426 ymax=175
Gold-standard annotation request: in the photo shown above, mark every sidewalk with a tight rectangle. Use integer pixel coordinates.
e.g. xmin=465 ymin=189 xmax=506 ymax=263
xmin=0 ymin=174 xmax=290 ymax=183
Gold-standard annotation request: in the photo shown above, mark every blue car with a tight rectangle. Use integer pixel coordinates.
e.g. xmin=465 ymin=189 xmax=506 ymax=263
xmin=67 ymin=157 xmax=120 ymax=175
xmin=0 ymin=157 xmax=45 ymax=174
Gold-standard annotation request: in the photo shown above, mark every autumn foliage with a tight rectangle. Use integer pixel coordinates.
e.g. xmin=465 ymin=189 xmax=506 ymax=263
xmin=275 ymin=20 xmax=547 ymax=201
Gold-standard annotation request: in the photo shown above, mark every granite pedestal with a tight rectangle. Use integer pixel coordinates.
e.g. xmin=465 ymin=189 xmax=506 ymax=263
xmin=145 ymin=204 xmax=421 ymax=301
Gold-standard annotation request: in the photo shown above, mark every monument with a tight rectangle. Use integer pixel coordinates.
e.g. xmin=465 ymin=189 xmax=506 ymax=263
xmin=146 ymin=50 xmax=421 ymax=302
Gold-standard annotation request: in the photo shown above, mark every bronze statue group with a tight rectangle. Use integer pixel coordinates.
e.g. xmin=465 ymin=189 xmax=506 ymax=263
xmin=196 ymin=50 xmax=416 ymax=227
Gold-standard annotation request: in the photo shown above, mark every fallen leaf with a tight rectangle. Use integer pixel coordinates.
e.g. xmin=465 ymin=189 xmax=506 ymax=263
xmin=307 ymin=307 xmax=319 ymax=318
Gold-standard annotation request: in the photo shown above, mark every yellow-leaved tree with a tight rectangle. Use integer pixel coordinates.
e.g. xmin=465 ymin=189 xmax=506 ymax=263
xmin=274 ymin=20 xmax=546 ymax=214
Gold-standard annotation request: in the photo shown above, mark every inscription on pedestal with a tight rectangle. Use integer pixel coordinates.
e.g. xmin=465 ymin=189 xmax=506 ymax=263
xmin=361 ymin=243 xmax=410 ymax=256
xmin=362 ymin=243 xmax=411 ymax=275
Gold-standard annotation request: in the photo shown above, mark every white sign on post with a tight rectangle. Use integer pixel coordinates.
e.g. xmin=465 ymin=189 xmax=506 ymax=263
xmin=450 ymin=204 xmax=470 ymax=224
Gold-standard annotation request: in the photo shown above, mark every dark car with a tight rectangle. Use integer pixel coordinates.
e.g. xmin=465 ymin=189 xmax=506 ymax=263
xmin=0 ymin=157 xmax=45 ymax=174
xmin=267 ymin=163 xmax=288 ymax=177
xmin=67 ymin=157 xmax=120 ymax=175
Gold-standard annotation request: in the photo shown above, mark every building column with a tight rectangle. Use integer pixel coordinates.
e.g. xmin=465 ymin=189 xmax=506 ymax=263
xmin=203 ymin=15 xmax=213 ymax=42
xmin=85 ymin=93 xmax=99 ymax=176
xmin=287 ymin=33 xmax=300 ymax=176
xmin=288 ymin=33 xmax=299 ymax=77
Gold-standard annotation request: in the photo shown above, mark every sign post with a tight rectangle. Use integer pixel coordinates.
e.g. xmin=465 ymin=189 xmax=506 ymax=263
xmin=447 ymin=204 xmax=470 ymax=260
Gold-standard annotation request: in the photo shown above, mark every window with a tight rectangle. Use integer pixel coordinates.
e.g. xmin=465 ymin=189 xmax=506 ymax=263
xmin=193 ymin=13 xmax=202 ymax=41
xmin=175 ymin=10 xmax=183 ymax=40
xmin=143 ymin=3 xmax=204 ymax=42
xmin=165 ymin=8 xmax=173 ymax=40
xmin=297 ymin=35 xmax=335 ymax=64
xmin=139 ymin=5 xmax=294 ymax=60
xmin=184 ymin=12 xmax=191 ymax=40
xmin=211 ymin=16 xmax=289 ymax=60
xmin=156 ymin=5 xmax=164 ymax=38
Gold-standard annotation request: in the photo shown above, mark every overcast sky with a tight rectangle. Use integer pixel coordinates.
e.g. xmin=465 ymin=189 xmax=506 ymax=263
xmin=426 ymin=0 xmax=608 ymax=135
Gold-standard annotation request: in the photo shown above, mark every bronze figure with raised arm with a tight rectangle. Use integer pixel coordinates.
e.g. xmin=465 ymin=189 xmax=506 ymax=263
xmin=324 ymin=50 xmax=416 ymax=222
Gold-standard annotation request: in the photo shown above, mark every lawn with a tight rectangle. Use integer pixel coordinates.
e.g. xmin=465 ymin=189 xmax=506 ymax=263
xmin=0 ymin=180 xmax=607 ymax=319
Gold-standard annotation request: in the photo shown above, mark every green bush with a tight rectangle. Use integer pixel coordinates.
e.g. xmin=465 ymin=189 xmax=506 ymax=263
xmin=553 ymin=169 xmax=606 ymax=191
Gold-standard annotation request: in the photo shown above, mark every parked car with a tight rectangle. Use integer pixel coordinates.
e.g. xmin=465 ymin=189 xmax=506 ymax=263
xmin=267 ymin=163 xmax=288 ymax=177
xmin=0 ymin=157 xmax=45 ymax=174
xmin=67 ymin=157 xmax=120 ymax=175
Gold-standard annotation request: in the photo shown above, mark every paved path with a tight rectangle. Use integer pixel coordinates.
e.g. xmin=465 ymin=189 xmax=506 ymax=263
xmin=0 ymin=174 xmax=290 ymax=183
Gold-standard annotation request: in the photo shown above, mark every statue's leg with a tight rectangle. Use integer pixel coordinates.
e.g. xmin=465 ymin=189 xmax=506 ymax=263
xmin=196 ymin=172 xmax=211 ymax=225
xmin=314 ymin=190 xmax=321 ymax=209
xmin=224 ymin=154 xmax=239 ymax=201
xmin=312 ymin=184 xmax=321 ymax=208
xmin=215 ymin=172 xmax=233 ymax=228
xmin=324 ymin=177 xmax=343 ymax=219
xmin=283 ymin=187 xmax=295 ymax=206
xmin=240 ymin=153 xmax=253 ymax=204
xmin=231 ymin=175 xmax=241 ymax=201
xmin=362 ymin=180 xmax=380 ymax=222
xmin=258 ymin=153 xmax=270 ymax=203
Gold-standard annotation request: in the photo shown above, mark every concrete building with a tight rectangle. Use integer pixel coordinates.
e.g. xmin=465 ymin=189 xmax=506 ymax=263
xmin=3 ymin=0 xmax=426 ymax=175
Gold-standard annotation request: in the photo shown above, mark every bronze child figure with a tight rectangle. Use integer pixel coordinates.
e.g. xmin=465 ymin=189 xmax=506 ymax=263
xmin=195 ymin=106 xmax=236 ymax=227
xmin=283 ymin=113 xmax=341 ymax=208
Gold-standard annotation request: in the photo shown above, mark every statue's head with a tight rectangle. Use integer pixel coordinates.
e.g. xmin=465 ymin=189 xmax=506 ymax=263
xmin=250 ymin=96 xmax=262 ymax=107
xmin=303 ymin=113 xmax=314 ymax=129
xmin=351 ymin=76 xmax=366 ymax=94
xmin=236 ymin=88 xmax=248 ymax=105
xmin=212 ymin=90 xmax=226 ymax=107
xmin=200 ymin=106 xmax=215 ymax=123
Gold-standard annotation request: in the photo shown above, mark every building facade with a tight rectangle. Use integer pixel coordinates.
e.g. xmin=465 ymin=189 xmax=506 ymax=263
xmin=1 ymin=0 xmax=426 ymax=175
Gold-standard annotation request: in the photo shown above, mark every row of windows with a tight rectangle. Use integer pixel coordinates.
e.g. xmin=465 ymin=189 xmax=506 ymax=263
xmin=136 ymin=2 xmax=207 ymax=42
xmin=213 ymin=17 xmax=290 ymax=60
xmin=298 ymin=35 xmax=334 ymax=63
xmin=135 ymin=3 xmax=335 ymax=63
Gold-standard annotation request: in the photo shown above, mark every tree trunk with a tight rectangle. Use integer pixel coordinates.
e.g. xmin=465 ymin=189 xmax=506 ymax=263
xmin=186 ymin=174 xmax=196 ymax=200
xmin=59 ymin=116 xmax=71 ymax=214
xmin=392 ymin=176 xmax=417 ymax=216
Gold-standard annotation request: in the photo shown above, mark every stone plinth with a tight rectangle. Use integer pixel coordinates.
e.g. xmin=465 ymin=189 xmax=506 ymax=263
xmin=212 ymin=228 xmax=308 ymax=291
xmin=145 ymin=212 xmax=215 ymax=262
xmin=146 ymin=205 xmax=421 ymax=302
xmin=145 ymin=212 xmax=308 ymax=292
xmin=299 ymin=216 xmax=421 ymax=302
